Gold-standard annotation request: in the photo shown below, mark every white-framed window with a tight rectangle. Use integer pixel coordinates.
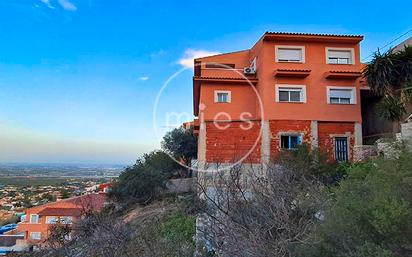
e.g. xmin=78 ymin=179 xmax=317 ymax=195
xmin=276 ymin=85 xmax=306 ymax=103
xmin=30 ymin=214 xmax=39 ymax=224
xmin=326 ymin=48 xmax=355 ymax=64
xmin=214 ymin=90 xmax=231 ymax=103
xmin=280 ymin=135 xmax=302 ymax=150
xmin=327 ymin=87 xmax=357 ymax=104
xmin=30 ymin=232 xmax=41 ymax=240
xmin=46 ymin=216 xmax=58 ymax=224
xmin=275 ymin=46 xmax=305 ymax=63
xmin=60 ymin=216 xmax=73 ymax=224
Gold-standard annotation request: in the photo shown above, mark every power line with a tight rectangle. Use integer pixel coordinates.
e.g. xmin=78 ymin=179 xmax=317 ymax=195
xmin=362 ymin=28 xmax=412 ymax=62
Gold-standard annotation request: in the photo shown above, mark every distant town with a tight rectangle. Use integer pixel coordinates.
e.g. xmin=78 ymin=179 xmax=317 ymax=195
xmin=0 ymin=163 xmax=124 ymax=225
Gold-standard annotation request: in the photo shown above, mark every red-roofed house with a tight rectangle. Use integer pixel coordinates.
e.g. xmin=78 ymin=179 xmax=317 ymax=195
xmin=98 ymin=182 xmax=112 ymax=193
xmin=194 ymin=32 xmax=366 ymax=166
xmin=16 ymin=193 xmax=106 ymax=244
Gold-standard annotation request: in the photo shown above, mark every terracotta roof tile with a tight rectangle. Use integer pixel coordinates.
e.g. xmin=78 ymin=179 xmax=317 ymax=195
xmin=328 ymin=70 xmax=362 ymax=74
xmin=265 ymin=32 xmax=363 ymax=38
xmin=26 ymin=193 xmax=106 ymax=216
xmin=38 ymin=208 xmax=82 ymax=216
xmin=276 ymin=69 xmax=312 ymax=72
xmin=194 ymin=76 xmax=255 ymax=80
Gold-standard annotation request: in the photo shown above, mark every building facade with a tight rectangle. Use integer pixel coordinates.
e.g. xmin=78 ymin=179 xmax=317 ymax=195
xmin=193 ymin=32 xmax=365 ymax=166
xmin=16 ymin=193 xmax=106 ymax=244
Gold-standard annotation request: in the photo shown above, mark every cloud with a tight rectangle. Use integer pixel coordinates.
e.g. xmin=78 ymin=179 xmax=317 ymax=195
xmin=58 ymin=0 xmax=77 ymax=11
xmin=178 ymin=49 xmax=220 ymax=68
xmin=138 ymin=76 xmax=150 ymax=81
xmin=40 ymin=0 xmax=55 ymax=9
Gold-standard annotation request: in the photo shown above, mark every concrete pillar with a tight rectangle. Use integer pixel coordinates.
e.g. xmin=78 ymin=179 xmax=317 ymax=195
xmin=197 ymin=121 xmax=207 ymax=171
xmin=354 ymin=122 xmax=362 ymax=146
xmin=261 ymin=120 xmax=270 ymax=165
xmin=401 ymin=122 xmax=412 ymax=150
xmin=310 ymin=121 xmax=318 ymax=149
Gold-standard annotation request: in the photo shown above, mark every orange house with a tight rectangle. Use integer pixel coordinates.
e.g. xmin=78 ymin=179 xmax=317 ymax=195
xmin=193 ymin=32 xmax=365 ymax=165
xmin=16 ymin=193 xmax=106 ymax=244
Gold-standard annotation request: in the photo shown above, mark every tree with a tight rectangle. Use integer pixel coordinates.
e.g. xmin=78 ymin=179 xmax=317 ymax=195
xmin=301 ymin=151 xmax=412 ymax=257
xmin=162 ymin=126 xmax=197 ymax=172
xmin=109 ymin=150 xmax=181 ymax=203
xmin=363 ymin=45 xmax=412 ymax=121
xmin=59 ymin=189 xmax=70 ymax=199
xmin=46 ymin=223 xmax=72 ymax=250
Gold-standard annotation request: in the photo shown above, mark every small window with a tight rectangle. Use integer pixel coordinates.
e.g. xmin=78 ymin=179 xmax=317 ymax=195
xmin=328 ymin=87 xmax=356 ymax=104
xmin=46 ymin=216 xmax=58 ymax=224
xmin=280 ymin=135 xmax=302 ymax=150
xmin=214 ymin=91 xmax=231 ymax=103
xmin=276 ymin=46 xmax=304 ymax=63
xmin=60 ymin=216 xmax=73 ymax=224
xmin=276 ymin=86 xmax=306 ymax=103
xmin=30 ymin=232 xmax=41 ymax=240
xmin=30 ymin=214 xmax=39 ymax=224
xmin=327 ymin=49 xmax=353 ymax=64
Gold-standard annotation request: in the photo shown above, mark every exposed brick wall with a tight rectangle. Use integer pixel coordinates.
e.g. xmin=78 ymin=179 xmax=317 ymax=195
xmin=206 ymin=121 xmax=261 ymax=163
xmin=204 ymin=120 xmax=357 ymax=164
xmin=318 ymin=122 xmax=355 ymax=161
xmin=269 ymin=120 xmax=312 ymax=157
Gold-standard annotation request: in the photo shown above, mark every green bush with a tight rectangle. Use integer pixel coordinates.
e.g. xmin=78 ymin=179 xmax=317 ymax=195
xmin=299 ymin=151 xmax=412 ymax=257
xmin=160 ymin=211 xmax=196 ymax=244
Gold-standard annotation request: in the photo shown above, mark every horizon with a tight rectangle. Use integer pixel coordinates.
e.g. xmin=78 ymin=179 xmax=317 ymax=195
xmin=0 ymin=0 xmax=411 ymax=164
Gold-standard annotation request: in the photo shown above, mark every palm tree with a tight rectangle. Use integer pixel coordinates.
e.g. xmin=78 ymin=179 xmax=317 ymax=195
xmin=363 ymin=45 xmax=412 ymax=122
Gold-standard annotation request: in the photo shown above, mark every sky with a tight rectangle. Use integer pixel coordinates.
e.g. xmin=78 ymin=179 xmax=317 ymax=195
xmin=0 ymin=0 xmax=411 ymax=165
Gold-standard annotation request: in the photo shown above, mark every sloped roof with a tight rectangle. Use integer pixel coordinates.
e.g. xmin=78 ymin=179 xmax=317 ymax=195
xmin=38 ymin=208 xmax=81 ymax=216
xmin=26 ymin=193 xmax=106 ymax=217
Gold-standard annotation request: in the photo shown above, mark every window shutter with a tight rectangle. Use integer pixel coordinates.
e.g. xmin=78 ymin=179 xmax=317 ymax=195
xmin=278 ymin=49 xmax=302 ymax=61
xmin=330 ymin=89 xmax=352 ymax=99
xmin=328 ymin=50 xmax=351 ymax=59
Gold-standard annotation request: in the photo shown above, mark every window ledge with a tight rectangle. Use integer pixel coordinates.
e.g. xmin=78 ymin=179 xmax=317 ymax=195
xmin=276 ymin=61 xmax=304 ymax=64
xmin=278 ymin=101 xmax=305 ymax=104
xmin=328 ymin=103 xmax=356 ymax=105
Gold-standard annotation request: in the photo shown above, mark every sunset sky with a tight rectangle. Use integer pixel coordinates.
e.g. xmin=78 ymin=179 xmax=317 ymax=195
xmin=0 ymin=0 xmax=411 ymax=164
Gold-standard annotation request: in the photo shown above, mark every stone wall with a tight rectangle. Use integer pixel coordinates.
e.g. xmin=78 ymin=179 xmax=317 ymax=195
xmin=401 ymin=122 xmax=412 ymax=150
xmin=353 ymin=145 xmax=377 ymax=162
xmin=165 ymin=178 xmax=196 ymax=194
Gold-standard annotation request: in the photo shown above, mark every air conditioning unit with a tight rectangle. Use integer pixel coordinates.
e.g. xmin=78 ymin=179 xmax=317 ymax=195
xmin=243 ymin=67 xmax=256 ymax=75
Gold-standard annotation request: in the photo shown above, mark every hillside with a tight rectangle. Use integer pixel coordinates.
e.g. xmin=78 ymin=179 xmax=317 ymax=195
xmin=15 ymin=194 xmax=197 ymax=257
